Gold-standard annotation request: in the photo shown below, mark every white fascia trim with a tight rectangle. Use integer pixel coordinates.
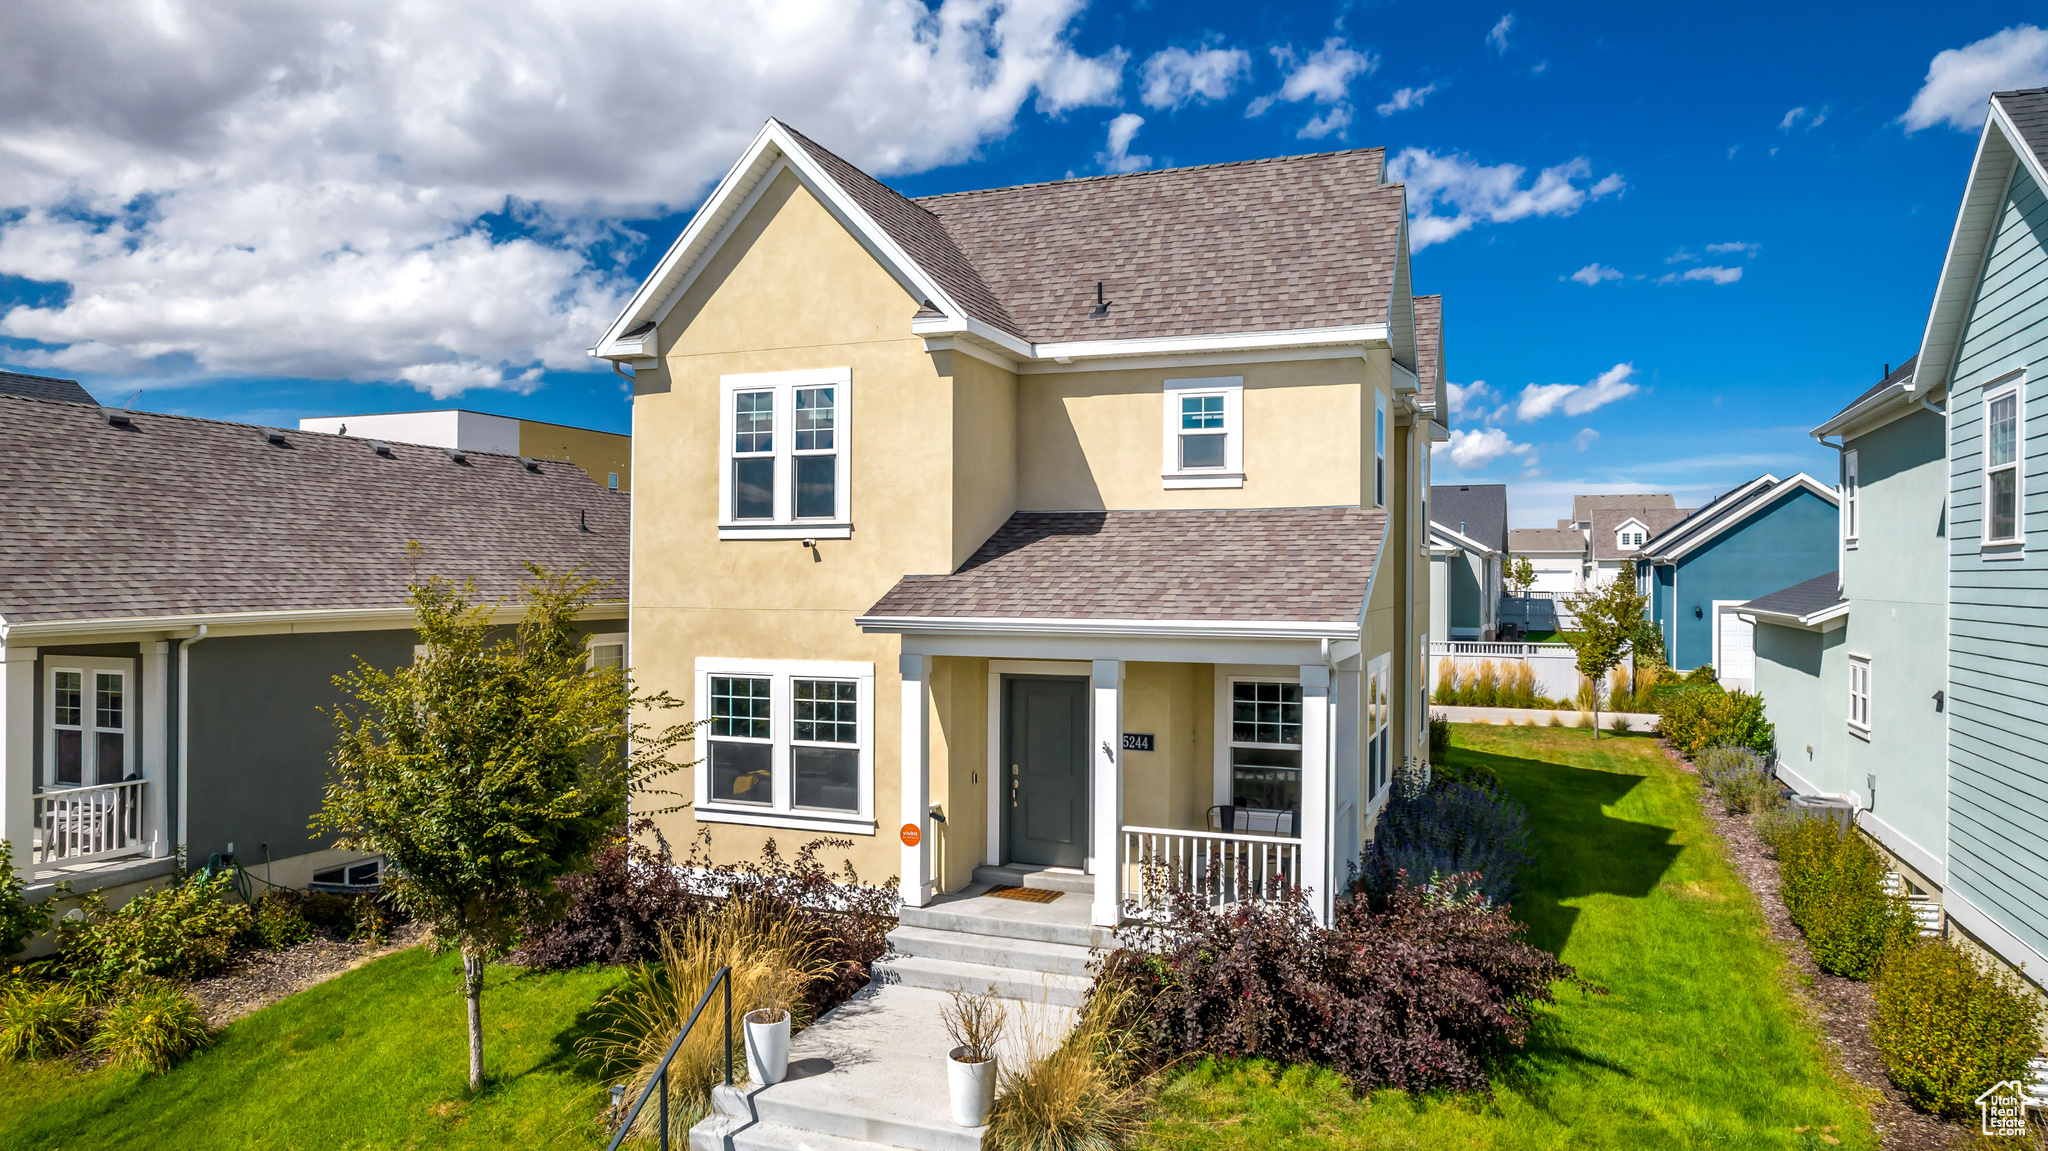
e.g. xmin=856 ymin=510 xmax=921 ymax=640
xmin=1910 ymin=102 xmax=2036 ymax=396
xmin=908 ymin=314 xmax=1034 ymax=362
xmin=1030 ymin=323 xmax=1390 ymax=364
xmin=1743 ymin=600 xmax=1849 ymax=632
xmin=855 ymin=615 xmax=1360 ymax=641
xmin=1643 ymin=474 xmax=1837 ymax=563
xmin=1428 ymin=522 xmax=1495 ymax=557
xmin=1390 ymin=362 xmax=1419 ymax=394
xmin=920 ymin=336 xmax=1018 ymax=372
xmin=2 ymin=602 xmax=629 ymax=641
xmin=692 ymin=806 xmax=878 ymax=836
xmin=1813 ymin=381 xmax=1913 ymax=439
xmin=1018 ymin=343 xmax=1375 ymax=376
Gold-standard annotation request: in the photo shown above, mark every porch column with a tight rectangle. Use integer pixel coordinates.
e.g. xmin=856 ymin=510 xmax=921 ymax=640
xmin=1298 ymin=663 xmax=1332 ymax=925
xmin=1 ymin=645 xmax=35 ymax=884
xmin=142 ymin=641 xmax=169 ymax=859
xmin=1090 ymin=659 xmax=1123 ymax=928
xmin=898 ymin=653 xmax=932 ymax=909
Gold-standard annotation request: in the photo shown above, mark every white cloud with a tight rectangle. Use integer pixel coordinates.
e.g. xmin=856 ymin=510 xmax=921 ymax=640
xmin=1487 ymin=14 xmax=1514 ymax=56
xmin=1387 ymin=148 xmax=1625 ymax=250
xmin=1435 ymin=426 xmax=1533 ymax=469
xmin=1140 ymin=45 xmax=1251 ymax=110
xmin=1568 ymin=263 xmax=1622 ymax=285
xmin=1657 ymin=265 xmax=1743 ymax=285
xmin=1779 ymin=106 xmax=1806 ymax=130
xmin=1375 ymin=82 xmax=1438 ymax=116
xmin=1097 ymin=112 xmax=1152 ymax=173
xmin=1246 ymin=37 xmax=1376 ymax=120
xmin=1445 ymin=380 xmax=1494 ymax=420
xmin=0 ymin=0 xmax=1128 ymax=393
xmin=1512 ymin=363 xmax=1638 ymax=421
xmin=1903 ymin=25 xmax=2048 ymax=133
xmin=1298 ymin=106 xmax=1353 ymax=140
xmin=1572 ymin=427 xmax=1599 ymax=451
xmin=1705 ymin=241 xmax=1760 ymax=256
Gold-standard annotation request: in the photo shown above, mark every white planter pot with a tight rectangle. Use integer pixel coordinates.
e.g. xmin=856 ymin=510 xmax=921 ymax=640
xmin=947 ymin=1046 xmax=998 ymax=1127
xmin=744 ymin=1010 xmax=791 ymax=1087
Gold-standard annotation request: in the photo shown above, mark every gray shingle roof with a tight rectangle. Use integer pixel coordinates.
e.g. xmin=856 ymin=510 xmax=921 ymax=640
xmin=863 ymin=507 xmax=1385 ymax=625
xmin=0 ymin=370 xmax=94 ymax=405
xmin=1507 ymin=527 xmax=1583 ymax=554
xmin=1571 ymin=492 xmax=1674 ymax=522
xmin=1413 ymin=294 xmax=1442 ymax=410
xmin=0 ymin=394 xmax=626 ymax=626
xmin=1430 ymin=483 xmax=1505 ymax=552
xmin=1824 ymin=354 xmax=1919 ymax=425
xmin=1741 ymin=572 xmax=1843 ymax=620
xmin=1996 ymin=89 xmax=2048 ymax=170
xmin=1589 ymin=507 xmax=1694 ymax=561
xmin=909 ymin=147 xmax=1406 ymax=345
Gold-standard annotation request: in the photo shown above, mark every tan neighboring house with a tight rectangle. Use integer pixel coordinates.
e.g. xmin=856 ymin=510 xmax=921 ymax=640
xmin=299 ymin=409 xmax=632 ymax=491
xmin=593 ymin=119 xmax=1446 ymax=927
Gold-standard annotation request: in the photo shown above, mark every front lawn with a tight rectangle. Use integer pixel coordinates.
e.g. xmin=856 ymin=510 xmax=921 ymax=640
xmin=2 ymin=947 xmax=624 ymax=1151
xmin=1141 ymin=725 xmax=1879 ymax=1150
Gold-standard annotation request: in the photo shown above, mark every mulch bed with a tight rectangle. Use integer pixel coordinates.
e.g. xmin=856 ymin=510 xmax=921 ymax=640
xmin=183 ymin=921 xmax=428 ymax=1030
xmin=1664 ymin=741 xmax=1972 ymax=1150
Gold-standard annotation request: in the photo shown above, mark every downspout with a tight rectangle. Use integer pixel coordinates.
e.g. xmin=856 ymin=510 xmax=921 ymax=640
xmin=176 ymin=625 xmax=207 ymax=862
xmin=1813 ymin=432 xmax=1847 ymax=597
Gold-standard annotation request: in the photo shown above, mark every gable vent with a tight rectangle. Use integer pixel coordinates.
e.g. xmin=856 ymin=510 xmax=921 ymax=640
xmin=369 ymin=440 xmax=393 ymax=457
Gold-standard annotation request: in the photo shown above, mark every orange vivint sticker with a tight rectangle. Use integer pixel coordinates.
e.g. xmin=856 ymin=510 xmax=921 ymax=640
xmin=900 ymin=823 xmax=922 ymax=847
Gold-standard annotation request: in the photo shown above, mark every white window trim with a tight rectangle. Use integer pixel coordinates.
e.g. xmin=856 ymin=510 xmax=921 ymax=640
xmin=1843 ymin=449 xmax=1860 ymax=548
xmin=586 ymin=632 xmax=628 ymax=672
xmin=1982 ymin=375 xmax=2023 ymax=550
xmin=1373 ymin=391 xmax=1388 ymax=508
xmin=45 ymin=657 xmax=136 ymax=789
xmin=1162 ymin=376 xmax=1245 ymax=489
xmin=718 ymin=367 xmax=853 ymax=540
xmin=693 ymin=657 xmax=876 ymax=834
xmin=1366 ymin=653 xmax=1390 ymax=800
xmin=1210 ymin=665 xmax=1300 ymax=808
xmin=1847 ymin=653 xmax=1872 ymax=736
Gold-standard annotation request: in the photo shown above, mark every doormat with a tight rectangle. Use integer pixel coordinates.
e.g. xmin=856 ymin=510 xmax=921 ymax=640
xmin=985 ymin=885 xmax=1062 ymax=904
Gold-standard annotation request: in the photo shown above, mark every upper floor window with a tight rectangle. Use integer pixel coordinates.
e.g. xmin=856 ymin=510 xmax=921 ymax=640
xmin=1373 ymin=392 xmax=1388 ymax=508
xmin=1985 ymin=380 xmax=2021 ymax=546
xmin=1162 ymin=376 xmax=1244 ymax=489
xmin=1843 ymin=449 xmax=1860 ymax=546
xmin=719 ymin=368 xmax=851 ymax=539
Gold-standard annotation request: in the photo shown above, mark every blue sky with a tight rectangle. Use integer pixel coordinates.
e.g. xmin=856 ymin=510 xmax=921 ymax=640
xmin=3 ymin=1 xmax=2045 ymax=524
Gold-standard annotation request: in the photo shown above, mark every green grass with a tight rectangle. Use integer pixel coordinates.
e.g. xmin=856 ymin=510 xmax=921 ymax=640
xmin=1520 ymin=630 xmax=1562 ymax=644
xmin=1142 ymin=724 xmax=1878 ymax=1151
xmin=1 ymin=947 xmax=626 ymax=1150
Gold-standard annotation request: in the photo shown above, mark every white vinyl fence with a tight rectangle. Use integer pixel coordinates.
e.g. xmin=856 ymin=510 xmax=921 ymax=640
xmin=1429 ymin=641 xmax=1632 ymax=704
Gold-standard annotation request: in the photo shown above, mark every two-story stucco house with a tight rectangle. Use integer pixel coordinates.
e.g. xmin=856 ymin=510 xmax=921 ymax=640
xmin=592 ymin=120 xmax=1443 ymax=935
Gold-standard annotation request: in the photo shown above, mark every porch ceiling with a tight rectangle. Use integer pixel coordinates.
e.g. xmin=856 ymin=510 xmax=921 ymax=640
xmin=859 ymin=506 xmax=1383 ymax=633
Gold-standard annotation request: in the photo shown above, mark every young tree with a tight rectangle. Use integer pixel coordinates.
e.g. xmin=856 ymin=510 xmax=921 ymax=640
xmin=1507 ymin=555 xmax=1537 ymax=596
xmin=316 ymin=565 xmax=691 ymax=1092
xmin=1558 ymin=573 xmax=1651 ymax=740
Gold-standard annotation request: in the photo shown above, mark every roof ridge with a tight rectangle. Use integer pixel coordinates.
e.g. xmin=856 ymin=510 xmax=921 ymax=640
xmin=910 ymin=145 xmax=1386 ymax=204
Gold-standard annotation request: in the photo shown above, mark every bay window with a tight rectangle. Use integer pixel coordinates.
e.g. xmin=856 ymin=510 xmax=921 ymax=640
xmin=695 ymin=658 xmax=875 ymax=832
xmin=719 ymin=368 xmax=852 ymax=538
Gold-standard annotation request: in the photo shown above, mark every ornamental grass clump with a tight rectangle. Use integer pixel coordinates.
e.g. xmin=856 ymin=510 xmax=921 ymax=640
xmin=91 ymin=978 xmax=209 ymax=1071
xmin=1358 ymin=779 xmax=1533 ymax=907
xmin=1432 ymin=658 xmax=1459 ymax=705
xmin=1776 ymin=819 xmax=1918 ymax=980
xmin=0 ymin=980 xmax=92 ymax=1062
xmin=986 ymin=984 xmax=1148 ymax=1151
xmin=1872 ymin=939 xmax=2045 ymax=1121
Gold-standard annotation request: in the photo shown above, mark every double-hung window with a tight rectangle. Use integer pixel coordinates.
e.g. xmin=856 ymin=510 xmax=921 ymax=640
xmin=1162 ymin=376 xmax=1244 ymax=488
xmin=47 ymin=660 xmax=134 ymax=787
xmin=1366 ymin=656 xmax=1390 ymax=796
xmin=1374 ymin=392 xmax=1388 ymax=508
xmin=1984 ymin=379 xmax=2022 ymax=546
xmin=1843 ymin=449 xmax=1860 ymax=546
xmin=719 ymin=368 xmax=852 ymax=538
xmin=695 ymin=659 xmax=875 ymax=832
xmin=1229 ymin=680 xmax=1301 ymax=816
xmin=1848 ymin=655 xmax=1871 ymax=733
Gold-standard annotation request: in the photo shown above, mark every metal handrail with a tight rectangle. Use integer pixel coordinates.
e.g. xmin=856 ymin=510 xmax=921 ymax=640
xmin=605 ymin=965 xmax=732 ymax=1151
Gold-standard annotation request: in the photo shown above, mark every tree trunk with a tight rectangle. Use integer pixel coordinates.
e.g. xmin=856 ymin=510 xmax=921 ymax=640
xmin=464 ymin=948 xmax=486 ymax=1092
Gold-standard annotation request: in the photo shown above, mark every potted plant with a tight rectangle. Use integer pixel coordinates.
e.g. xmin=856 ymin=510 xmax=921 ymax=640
xmin=744 ymin=977 xmax=795 ymax=1087
xmin=942 ymin=986 xmax=1007 ymax=1127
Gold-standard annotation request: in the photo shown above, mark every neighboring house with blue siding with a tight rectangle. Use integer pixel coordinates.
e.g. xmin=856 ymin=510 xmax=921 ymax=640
xmin=1745 ymin=354 xmax=1950 ymax=893
xmin=1429 ymin=483 xmax=1506 ymax=640
xmin=1635 ymin=474 xmax=1839 ymax=686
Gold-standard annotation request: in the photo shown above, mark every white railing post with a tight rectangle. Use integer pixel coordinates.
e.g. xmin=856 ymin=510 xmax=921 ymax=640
xmin=1298 ymin=663 xmax=1331 ymax=925
xmin=1118 ymin=824 xmax=1306 ymax=914
xmin=28 ymin=779 xmax=149 ymax=867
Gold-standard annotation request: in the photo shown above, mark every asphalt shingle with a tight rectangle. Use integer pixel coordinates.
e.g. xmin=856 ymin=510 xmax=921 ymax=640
xmin=1413 ymin=294 xmax=1443 ymax=410
xmin=1430 ymin=483 xmax=1505 ymax=552
xmin=1741 ymin=572 xmax=1843 ymax=620
xmin=0 ymin=370 xmax=94 ymax=405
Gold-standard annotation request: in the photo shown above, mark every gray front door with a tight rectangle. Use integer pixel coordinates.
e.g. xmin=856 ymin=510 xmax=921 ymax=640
xmin=1003 ymin=675 xmax=1089 ymax=868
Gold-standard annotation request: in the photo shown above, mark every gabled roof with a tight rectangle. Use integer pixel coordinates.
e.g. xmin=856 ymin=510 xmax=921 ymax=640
xmin=1429 ymin=520 xmax=1495 ymax=557
xmin=1740 ymin=572 xmax=1847 ymax=629
xmin=1430 ymin=483 xmax=1505 ymax=552
xmin=0 ymin=394 xmax=626 ymax=631
xmin=592 ymin=119 xmax=1419 ymax=373
xmin=858 ymin=507 xmax=1384 ymax=637
xmin=0 ymin=370 xmax=94 ymax=405
xmin=1590 ymin=507 xmax=1694 ymax=561
xmin=1571 ymin=492 xmax=1675 ymax=522
xmin=1637 ymin=473 xmax=1837 ymax=564
xmin=1814 ymin=354 xmax=1921 ymax=438
xmin=1412 ymin=294 xmax=1443 ymax=415
xmin=1507 ymin=527 xmax=1584 ymax=555
xmin=1911 ymin=89 xmax=2048 ymax=396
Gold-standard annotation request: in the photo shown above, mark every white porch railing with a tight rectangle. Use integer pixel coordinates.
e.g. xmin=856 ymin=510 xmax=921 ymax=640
xmin=1432 ymin=641 xmax=1575 ymax=658
xmin=33 ymin=780 xmax=148 ymax=866
xmin=1122 ymin=825 xmax=1302 ymax=913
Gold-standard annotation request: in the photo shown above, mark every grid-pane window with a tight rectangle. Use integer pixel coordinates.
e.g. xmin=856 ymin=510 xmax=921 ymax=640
xmin=1987 ymin=390 xmax=2020 ymax=543
xmin=708 ymin=676 xmax=772 ymax=805
xmin=732 ymin=390 xmax=776 ymax=521
xmin=53 ymin=670 xmax=83 ymax=785
xmin=793 ymin=387 xmax=838 ymax=520
xmin=1849 ymin=657 xmax=1871 ymax=730
xmin=795 ymin=387 xmax=835 ymax=451
xmin=734 ymin=391 xmax=775 ymax=452
xmin=95 ymin=673 xmax=126 ymax=784
xmin=1230 ymin=682 xmax=1302 ymax=813
xmin=589 ymin=644 xmax=625 ymax=672
xmin=793 ymin=679 xmax=858 ymax=812
xmin=1178 ymin=394 xmax=1226 ymax=469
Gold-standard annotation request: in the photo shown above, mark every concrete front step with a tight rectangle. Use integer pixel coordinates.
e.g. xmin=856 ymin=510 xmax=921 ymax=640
xmin=730 ymin=1123 xmax=903 ymax=1151
xmin=970 ymin=864 xmax=1094 ymax=895
xmin=873 ymin=953 xmax=1090 ymax=1008
xmin=886 ymin=923 xmax=1095 ymax=977
xmin=896 ymin=903 xmax=1115 ymax=950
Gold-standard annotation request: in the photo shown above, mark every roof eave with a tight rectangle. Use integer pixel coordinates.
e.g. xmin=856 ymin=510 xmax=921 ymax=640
xmin=1 ymin=601 xmax=630 ymax=642
xmin=853 ymin=615 xmax=1361 ymax=641
xmin=1813 ymin=381 xmax=1913 ymax=438
xmin=1742 ymin=600 xmax=1849 ymax=631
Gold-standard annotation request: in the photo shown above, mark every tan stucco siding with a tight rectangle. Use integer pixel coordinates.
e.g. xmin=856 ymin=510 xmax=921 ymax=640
xmin=1118 ymin=661 xmax=1215 ymax=834
xmin=1015 ymin=360 xmax=1364 ymax=511
xmin=948 ymin=353 xmax=1020 ymax=570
